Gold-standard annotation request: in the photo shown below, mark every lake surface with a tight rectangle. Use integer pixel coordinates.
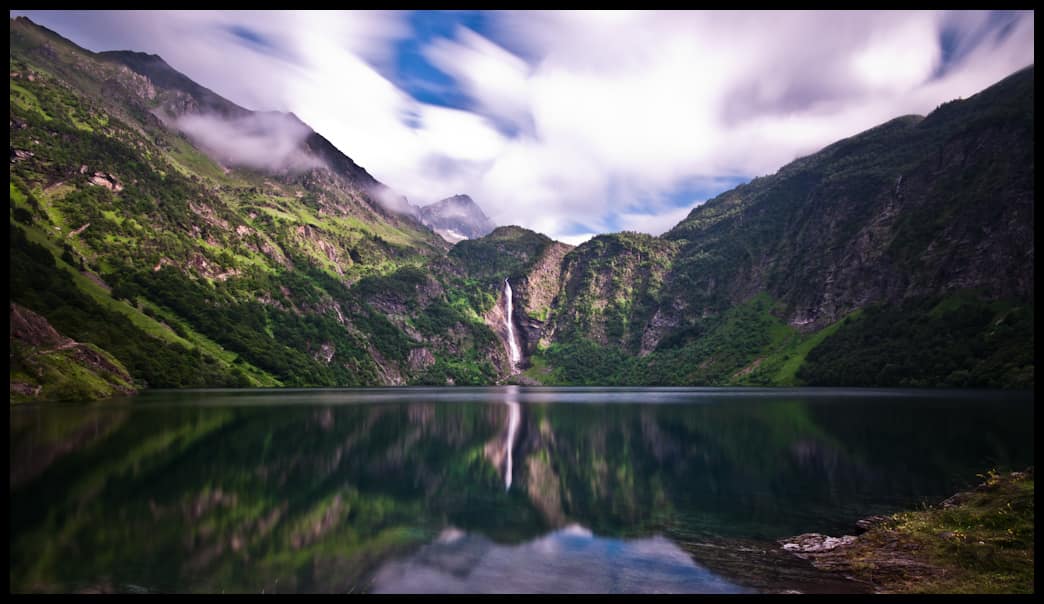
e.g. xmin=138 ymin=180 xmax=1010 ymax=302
xmin=9 ymin=387 xmax=1034 ymax=593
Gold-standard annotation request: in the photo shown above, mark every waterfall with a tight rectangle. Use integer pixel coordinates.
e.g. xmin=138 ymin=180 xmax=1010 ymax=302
xmin=504 ymin=278 xmax=521 ymax=372
xmin=504 ymin=387 xmax=520 ymax=491
xmin=502 ymin=281 xmax=521 ymax=490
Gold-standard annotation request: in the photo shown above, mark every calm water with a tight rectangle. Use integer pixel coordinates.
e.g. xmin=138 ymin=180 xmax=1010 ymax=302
xmin=9 ymin=387 xmax=1033 ymax=593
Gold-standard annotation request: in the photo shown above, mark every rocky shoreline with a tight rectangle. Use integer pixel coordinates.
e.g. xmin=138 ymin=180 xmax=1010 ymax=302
xmin=778 ymin=468 xmax=1035 ymax=594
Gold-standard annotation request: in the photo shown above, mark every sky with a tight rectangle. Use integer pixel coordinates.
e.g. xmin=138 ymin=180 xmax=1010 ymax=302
xmin=12 ymin=10 xmax=1035 ymax=244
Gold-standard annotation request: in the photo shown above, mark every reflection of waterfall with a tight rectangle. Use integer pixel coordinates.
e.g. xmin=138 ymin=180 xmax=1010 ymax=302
xmin=504 ymin=386 xmax=521 ymax=491
xmin=504 ymin=278 xmax=520 ymax=373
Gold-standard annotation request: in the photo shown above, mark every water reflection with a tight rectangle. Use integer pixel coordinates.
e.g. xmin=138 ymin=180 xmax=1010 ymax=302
xmin=9 ymin=388 xmax=1033 ymax=593
xmin=504 ymin=387 xmax=521 ymax=490
xmin=371 ymin=524 xmax=753 ymax=594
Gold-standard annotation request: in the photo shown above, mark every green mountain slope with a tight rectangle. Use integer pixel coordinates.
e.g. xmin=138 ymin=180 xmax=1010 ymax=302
xmin=663 ymin=67 xmax=1033 ymax=328
xmin=9 ymin=17 xmax=504 ymax=397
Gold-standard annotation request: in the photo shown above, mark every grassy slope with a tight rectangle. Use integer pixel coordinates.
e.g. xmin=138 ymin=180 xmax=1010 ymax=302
xmin=11 ymin=340 xmax=135 ymax=403
xmin=739 ymin=310 xmax=863 ymax=386
xmin=840 ymin=469 xmax=1034 ymax=594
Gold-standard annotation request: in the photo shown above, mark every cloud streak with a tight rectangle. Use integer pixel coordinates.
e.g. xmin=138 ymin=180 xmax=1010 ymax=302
xmin=176 ymin=111 xmax=322 ymax=173
xmin=13 ymin=10 xmax=1035 ymax=242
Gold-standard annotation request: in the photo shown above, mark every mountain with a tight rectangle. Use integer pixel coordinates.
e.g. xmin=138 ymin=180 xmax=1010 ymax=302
xmin=9 ymin=16 xmax=507 ymax=399
xmin=523 ymin=66 xmax=1034 ymax=388
xmin=8 ymin=16 xmax=1034 ymax=400
xmin=419 ymin=194 xmax=497 ymax=243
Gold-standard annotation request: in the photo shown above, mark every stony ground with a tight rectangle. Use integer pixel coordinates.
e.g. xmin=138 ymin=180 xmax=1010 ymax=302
xmin=779 ymin=468 xmax=1035 ymax=594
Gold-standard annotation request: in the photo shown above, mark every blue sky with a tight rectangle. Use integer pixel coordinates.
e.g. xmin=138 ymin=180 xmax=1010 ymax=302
xmin=11 ymin=10 xmax=1035 ymax=243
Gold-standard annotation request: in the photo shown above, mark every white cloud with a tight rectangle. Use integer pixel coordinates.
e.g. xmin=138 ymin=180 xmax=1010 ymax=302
xmin=176 ymin=112 xmax=322 ymax=173
xmin=14 ymin=10 xmax=1035 ymax=243
xmin=413 ymin=104 xmax=507 ymax=162
xmin=423 ymin=27 xmax=531 ymax=130
xmin=850 ymin=16 xmax=941 ymax=94
xmin=618 ymin=205 xmax=700 ymax=237
xmin=557 ymin=233 xmax=596 ymax=247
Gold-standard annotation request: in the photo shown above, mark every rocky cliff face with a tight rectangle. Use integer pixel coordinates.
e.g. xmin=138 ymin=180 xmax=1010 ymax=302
xmin=514 ymin=241 xmax=572 ymax=351
xmin=548 ymin=233 xmax=678 ymax=353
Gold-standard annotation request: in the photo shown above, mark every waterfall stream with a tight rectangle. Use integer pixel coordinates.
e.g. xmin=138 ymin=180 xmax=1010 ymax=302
xmin=504 ymin=278 xmax=520 ymax=372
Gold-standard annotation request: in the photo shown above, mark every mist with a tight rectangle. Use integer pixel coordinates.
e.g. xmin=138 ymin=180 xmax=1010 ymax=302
xmin=369 ymin=184 xmax=419 ymax=217
xmin=176 ymin=111 xmax=323 ymax=173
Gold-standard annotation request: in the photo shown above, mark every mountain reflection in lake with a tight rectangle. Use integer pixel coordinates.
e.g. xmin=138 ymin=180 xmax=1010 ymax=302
xmin=9 ymin=388 xmax=1033 ymax=593
xmin=371 ymin=525 xmax=752 ymax=594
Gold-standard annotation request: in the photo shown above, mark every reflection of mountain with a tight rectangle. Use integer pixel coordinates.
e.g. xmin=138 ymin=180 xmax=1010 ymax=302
xmin=9 ymin=404 xmax=128 ymax=489
xmin=372 ymin=525 xmax=753 ymax=594
xmin=513 ymin=396 xmax=1033 ymax=539
xmin=9 ymin=390 xmax=1033 ymax=593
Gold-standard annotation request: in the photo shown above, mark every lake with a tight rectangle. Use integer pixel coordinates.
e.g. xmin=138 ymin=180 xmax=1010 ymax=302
xmin=9 ymin=387 xmax=1034 ymax=593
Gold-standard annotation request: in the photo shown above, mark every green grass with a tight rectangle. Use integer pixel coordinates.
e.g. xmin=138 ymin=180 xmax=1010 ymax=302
xmin=100 ymin=209 xmax=124 ymax=226
xmin=10 ymin=341 xmax=134 ymax=403
xmin=776 ymin=311 xmax=860 ymax=383
xmin=10 ymin=182 xmax=29 ymax=207
xmin=522 ymin=354 xmax=560 ymax=385
xmin=66 ymin=109 xmax=93 ymax=132
xmin=743 ymin=309 xmax=863 ymax=386
xmin=10 ymin=81 xmax=52 ymax=120
xmin=163 ymin=133 xmax=237 ymax=184
xmin=133 ymin=297 xmax=282 ymax=387
xmin=18 ymin=222 xmax=195 ymax=349
xmin=29 ymin=184 xmax=74 ymax=233
xmin=851 ymin=469 xmax=1034 ymax=594
xmin=336 ymin=214 xmax=423 ymax=248
xmin=71 ymin=265 xmax=193 ymax=347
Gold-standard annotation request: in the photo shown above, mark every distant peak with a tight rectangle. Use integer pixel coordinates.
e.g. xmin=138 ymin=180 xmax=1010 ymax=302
xmin=419 ymin=194 xmax=496 ymax=241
